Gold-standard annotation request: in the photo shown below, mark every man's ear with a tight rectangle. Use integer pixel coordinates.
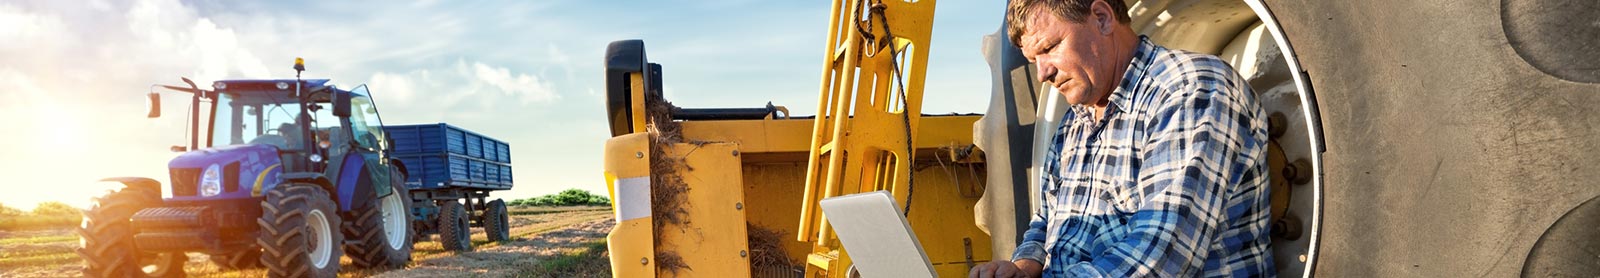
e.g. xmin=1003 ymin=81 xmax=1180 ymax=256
xmin=1093 ymin=0 xmax=1115 ymax=35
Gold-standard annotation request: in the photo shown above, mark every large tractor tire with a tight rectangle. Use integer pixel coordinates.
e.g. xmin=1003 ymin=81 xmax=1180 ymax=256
xmin=1256 ymin=0 xmax=1600 ymax=276
xmin=484 ymin=199 xmax=510 ymax=243
xmin=343 ymin=169 xmax=414 ymax=269
xmin=77 ymin=185 xmax=188 ymax=278
xmin=437 ymin=200 xmax=472 ymax=252
xmin=207 ymin=249 xmax=261 ymax=270
xmin=257 ymin=184 xmax=343 ymax=278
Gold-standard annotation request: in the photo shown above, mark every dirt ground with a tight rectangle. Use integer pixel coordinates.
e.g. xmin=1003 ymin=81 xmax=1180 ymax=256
xmin=0 ymin=207 xmax=615 ymax=278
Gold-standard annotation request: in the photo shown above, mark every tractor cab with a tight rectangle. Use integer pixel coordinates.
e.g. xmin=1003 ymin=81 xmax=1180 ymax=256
xmin=150 ymin=77 xmax=396 ymax=202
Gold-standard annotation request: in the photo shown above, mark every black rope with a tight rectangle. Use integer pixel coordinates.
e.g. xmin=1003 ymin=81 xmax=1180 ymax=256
xmin=863 ymin=1 xmax=918 ymax=218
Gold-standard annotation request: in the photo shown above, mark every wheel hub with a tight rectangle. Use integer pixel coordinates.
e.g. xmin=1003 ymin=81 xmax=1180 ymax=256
xmin=307 ymin=210 xmax=333 ymax=269
xmin=381 ymin=193 xmax=407 ymax=250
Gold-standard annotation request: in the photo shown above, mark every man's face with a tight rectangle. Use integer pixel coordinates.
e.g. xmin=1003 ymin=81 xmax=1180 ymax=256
xmin=1019 ymin=8 xmax=1115 ymax=106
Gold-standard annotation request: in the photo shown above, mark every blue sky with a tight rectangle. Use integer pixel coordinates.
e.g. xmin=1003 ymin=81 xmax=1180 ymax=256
xmin=0 ymin=0 xmax=1003 ymax=208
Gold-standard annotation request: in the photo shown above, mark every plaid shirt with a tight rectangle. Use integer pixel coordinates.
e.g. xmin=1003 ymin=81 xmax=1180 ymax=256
xmin=1012 ymin=36 xmax=1276 ymax=277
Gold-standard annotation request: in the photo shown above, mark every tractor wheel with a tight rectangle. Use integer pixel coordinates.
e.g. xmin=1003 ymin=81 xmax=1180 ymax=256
xmin=77 ymin=186 xmax=188 ymax=278
xmin=343 ymin=169 xmax=414 ymax=269
xmin=207 ymin=249 xmax=261 ymax=270
xmin=256 ymin=184 xmax=343 ymax=278
xmin=484 ymin=199 xmax=510 ymax=243
xmin=437 ymin=200 xmax=472 ymax=252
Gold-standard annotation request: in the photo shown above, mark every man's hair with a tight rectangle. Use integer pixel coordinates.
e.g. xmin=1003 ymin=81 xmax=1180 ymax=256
xmin=1006 ymin=0 xmax=1132 ymax=47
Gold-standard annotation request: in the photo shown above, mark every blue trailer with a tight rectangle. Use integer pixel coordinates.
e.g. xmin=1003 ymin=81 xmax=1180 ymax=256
xmin=385 ymin=123 xmax=513 ymax=190
xmin=383 ymin=123 xmax=514 ymax=252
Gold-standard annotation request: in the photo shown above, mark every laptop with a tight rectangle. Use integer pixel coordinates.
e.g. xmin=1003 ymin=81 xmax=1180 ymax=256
xmin=819 ymin=191 xmax=937 ymax=278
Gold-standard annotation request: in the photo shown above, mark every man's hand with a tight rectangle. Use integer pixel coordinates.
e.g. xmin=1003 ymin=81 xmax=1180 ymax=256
xmin=969 ymin=259 xmax=1043 ymax=278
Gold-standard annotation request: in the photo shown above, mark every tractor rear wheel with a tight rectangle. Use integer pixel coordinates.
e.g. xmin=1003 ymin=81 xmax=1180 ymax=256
xmin=208 ymin=249 xmax=261 ymax=270
xmin=437 ymin=200 xmax=472 ymax=252
xmin=344 ymin=168 xmax=414 ymax=269
xmin=77 ymin=185 xmax=187 ymax=278
xmin=484 ymin=199 xmax=510 ymax=243
xmin=256 ymin=184 xmax=343 ymax=278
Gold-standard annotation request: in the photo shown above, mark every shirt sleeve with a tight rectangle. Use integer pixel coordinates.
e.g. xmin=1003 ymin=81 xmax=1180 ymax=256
xmin=1062 ymin=72 xmax=1260 ymax=277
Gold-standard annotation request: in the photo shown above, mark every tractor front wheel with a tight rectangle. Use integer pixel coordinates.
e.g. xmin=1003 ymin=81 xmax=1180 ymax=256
xmin=77 ymin=185 xmax=187 ymax=278
xmin=256 ymin=184 xmax=343 ymax=278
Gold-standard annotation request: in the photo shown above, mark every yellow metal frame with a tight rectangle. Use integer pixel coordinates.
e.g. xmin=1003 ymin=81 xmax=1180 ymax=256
xmin=605 ymin=133 xmax=656 ymax=277
xmin=603 ymin=1 xmax=995 ymax=276
xmin=798 ymin=0 xmax=939 ymax=276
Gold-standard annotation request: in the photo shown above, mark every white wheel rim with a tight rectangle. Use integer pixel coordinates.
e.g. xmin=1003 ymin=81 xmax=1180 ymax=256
xmin=381 ymin=193 xmax=407 ymax=250
xmin=141 ymin=252 xmax=178 ymax=274
xmin=307 ymin=210 xmax=333 ymax=269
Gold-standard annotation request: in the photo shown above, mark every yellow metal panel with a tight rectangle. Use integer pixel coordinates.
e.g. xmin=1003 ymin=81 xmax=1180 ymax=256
xmin=677 ymin=116 xmax=984 ymax=154
xmin=604 ymin=133 xmax=656 ymax=278
xmin=629 ymin=72 xmax=648 ymax=135
xmin=605 ymin=133 xmax=652 ymax=177
xmin=657 ymin=142 xmax=752 ymax=278
xmin=611 ymin=218 xmax=658 ymax=277
xmin=676 ymin=115 xmax=991 ymax=275
xmin=740 ymin=163 xmax=812 ymax=264
xmin=677 ymin=119 xmax=815 ymax=154
xmin=904 ymin=167 xmax=993 ymax=275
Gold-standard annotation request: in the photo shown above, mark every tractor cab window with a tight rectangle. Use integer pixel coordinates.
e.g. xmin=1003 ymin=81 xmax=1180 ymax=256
xmin=211 ymin=90 xmax=304 ymax=150
xmin=346 ymin=85 xmax=386 ymax=151
xmin=307 ymin=91 xmax=346 ymax=157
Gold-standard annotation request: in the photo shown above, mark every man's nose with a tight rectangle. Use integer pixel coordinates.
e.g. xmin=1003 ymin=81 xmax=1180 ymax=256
xmin=1036 ymin=63 xmax=1056 ymax=84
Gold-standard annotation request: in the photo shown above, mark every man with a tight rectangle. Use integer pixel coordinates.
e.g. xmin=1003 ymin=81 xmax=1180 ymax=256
xmin=970 ymin=0 xmax=1274 ymax=277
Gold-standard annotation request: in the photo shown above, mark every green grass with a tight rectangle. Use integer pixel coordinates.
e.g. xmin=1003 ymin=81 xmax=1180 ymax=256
xmin=0 ymin=235 xmax=78 ymax=272
xmin=0 ymin=251 xmax=79 ymax=269
xmin=534 ymin=240 xmax=611 ymax=277
xmin=0 ymin=234 xmax=76 ymax=245
xmin=507 ymin=206 xmax=608 ymax=216
xmin=0 ymin=210 xmax=616 ymax=278
xmin=0 ymin=216 xmax=80 ymax=231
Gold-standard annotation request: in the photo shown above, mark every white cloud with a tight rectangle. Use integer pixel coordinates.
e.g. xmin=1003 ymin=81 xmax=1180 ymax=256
xmin=362 ymin=59 xmax=561 ymax=125
xmin=547 ymin=43 xmax=578 ymax=85
xmin=369 ymin=70 xmax=427 ymax=104
xmin=472 ymin=61 xmax=559 ymax=104
xmin=0 ymin=3 xmax=70 ymax=53
xmin=126 ymin=0 xmax=270 ymax=83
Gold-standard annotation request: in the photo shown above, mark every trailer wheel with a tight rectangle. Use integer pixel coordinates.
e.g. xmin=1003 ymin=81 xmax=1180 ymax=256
xmin=77 ymin=186 xmax=188 ymax=278
xmin=484 ymin=199 xmax=510 ymax=243
xmin=257 ymin=184 xmax=343 ymax=278
xmin=208 ymin=249 xmax=261 ymax=270
xmin=344 ymin=168 xmax=414 ymax=269
xmin=437 ymin=200 xmax=472 ymax=252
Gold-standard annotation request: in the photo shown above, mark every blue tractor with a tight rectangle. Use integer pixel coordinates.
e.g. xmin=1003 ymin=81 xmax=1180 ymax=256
xmin=77 ymin=59 xmax=416 ymax=277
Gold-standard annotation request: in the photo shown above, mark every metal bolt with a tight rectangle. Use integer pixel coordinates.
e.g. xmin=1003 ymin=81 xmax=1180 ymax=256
xmin=1268 ymin=112 xmax=1288 ymax=139
xmin=640 ymin=257 xmax=649 ymax=265
xmin=735 ymin=202 xmax=744 ymax=210
xmin=1272 ymin=214 xmax=1303 ymax=240
xmin=732 ymin=150 xmax=740 ymax=156
xmin=740 ymin=250 xmax=748 ymax=257
xmin=1288 ymin=159 xmax=1314 ymax=185
xmin=635 ymin=152 xmax=644 ymax=158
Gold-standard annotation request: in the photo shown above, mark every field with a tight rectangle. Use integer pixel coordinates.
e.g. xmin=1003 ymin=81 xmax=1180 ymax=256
xmin=0 ymin=206 xmax=615 ymax=278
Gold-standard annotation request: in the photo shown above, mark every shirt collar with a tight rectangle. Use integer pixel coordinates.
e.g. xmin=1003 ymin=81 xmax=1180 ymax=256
xmin=1104 ymin=35 xmax=1156 ymax=114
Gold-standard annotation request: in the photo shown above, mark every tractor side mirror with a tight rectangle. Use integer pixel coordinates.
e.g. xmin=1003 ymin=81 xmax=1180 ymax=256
xmin=146 ymin=93 xmax=161 ymax=118
xmin=332 ymin=91 xmax=351 ymax=117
